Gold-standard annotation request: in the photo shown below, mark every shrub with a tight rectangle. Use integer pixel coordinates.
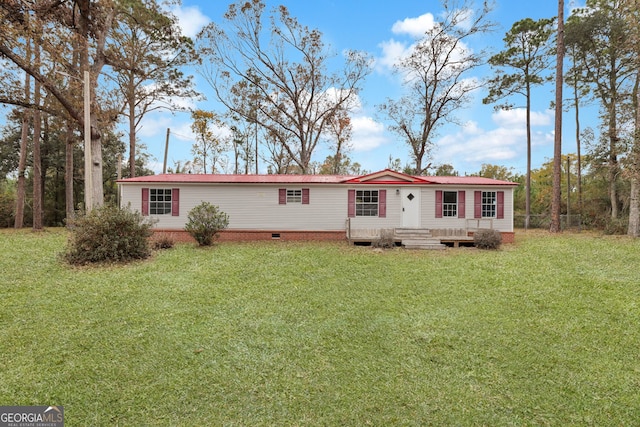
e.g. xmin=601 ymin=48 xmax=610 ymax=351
xmin=373 ymin=229 xmax=396 ymax=249
xmin=64 ymin=204 xmax=154 ymax=264
xmin=185 ymin=202 xmax=229 ymax=246
xmin=474 ymin=228 xmax=502 ymax=250
xmin=151 ymin=234 xmax=175 ymax=250
xmin=603 ymin=217 xmax=628 ymax=235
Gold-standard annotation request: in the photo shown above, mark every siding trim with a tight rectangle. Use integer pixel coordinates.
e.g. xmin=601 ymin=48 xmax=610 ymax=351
xmin=347 ymin=189 xmax=355 ymax=218
xmin=142 ymin=188 xmax=149 ymax=216
xmin=497 ymin=191 xmax=504 ymax=219
xmin=435 ymin=190 xmax=443 ymax=218
xmin=171 ymin=188 xmax=180 ymax=216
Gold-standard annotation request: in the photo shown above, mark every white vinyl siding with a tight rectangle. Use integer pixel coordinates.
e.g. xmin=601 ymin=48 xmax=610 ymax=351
xmin=119 ymin=183 xmax=514 ymax=233
xmin=423 ymin=187 xmax=514 ymax=232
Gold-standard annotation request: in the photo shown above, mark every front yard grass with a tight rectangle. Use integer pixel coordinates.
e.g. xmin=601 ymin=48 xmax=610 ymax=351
xmin=0 ymin=229 xmax=639 ymax=425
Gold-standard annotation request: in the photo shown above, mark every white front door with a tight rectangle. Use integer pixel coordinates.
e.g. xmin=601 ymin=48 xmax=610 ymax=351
xmin=401 ymin=188 xmax=421 ymax=227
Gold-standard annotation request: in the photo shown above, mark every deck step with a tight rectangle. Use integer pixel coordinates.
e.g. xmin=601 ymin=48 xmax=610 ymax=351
xmin=401 ymin=238 xmax=446 ymax=250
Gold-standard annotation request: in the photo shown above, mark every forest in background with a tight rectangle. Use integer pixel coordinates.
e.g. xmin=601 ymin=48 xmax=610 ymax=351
xmin=1 ymin=0 xmax=639 ymax=234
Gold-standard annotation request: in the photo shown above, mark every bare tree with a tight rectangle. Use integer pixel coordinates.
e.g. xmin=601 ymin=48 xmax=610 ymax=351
xmin=190 ymin=110 xmax=227 ymax=174
xmin=378 ymin=0 xmax=495 ymax=175
xmin=197 ymin=0 xmax=371 ymax=173
xmin=324 ymin=109 xmax=353 ymax=175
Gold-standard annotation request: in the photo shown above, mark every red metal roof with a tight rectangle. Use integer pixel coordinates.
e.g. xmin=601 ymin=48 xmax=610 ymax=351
xmin=420 ymin=176 xmax=518 ymax=186
xmin=117 ymin=174 xmax=352 ymax=184
xmin=117 ymin=169 xmax=518 ymax=186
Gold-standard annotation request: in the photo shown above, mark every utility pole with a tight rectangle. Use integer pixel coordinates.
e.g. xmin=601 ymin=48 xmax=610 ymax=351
xmin=163 ymin=128 xmax=170 ymax=174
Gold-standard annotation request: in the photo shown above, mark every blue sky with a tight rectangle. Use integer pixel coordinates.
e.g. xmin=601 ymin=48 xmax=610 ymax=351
xmin=137 ymin=0 xmax=588 ymax=176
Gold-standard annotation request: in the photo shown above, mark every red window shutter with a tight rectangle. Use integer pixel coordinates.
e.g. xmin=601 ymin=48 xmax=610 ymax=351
xmin=497 ymin=191 xmax=504 ymax=219
xmin=171 ymin=188 xmax=180 ymax=216
xmin=302 ymin=188 xmax=310 ymax=204
xmin=348 ymin=189 xmax=355 ymax=218
xmin=435 ymin=190 xmax=443 ymax=218
xmin=279 ymin=188 xmax=286 ymax=205
xmin=458 ymin=191 xmax=465 ymax=218
xmin=142 ymin=188 xmax=149 ymax=216
xmin=474 ymin=191 xmax=482 ymax=218
xmin=379 ymin=189 xmax=386 ymax=218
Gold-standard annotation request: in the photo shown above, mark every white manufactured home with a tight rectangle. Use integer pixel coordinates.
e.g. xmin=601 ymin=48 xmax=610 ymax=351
xmin=117 ymin=169 xmax=518 ymax=246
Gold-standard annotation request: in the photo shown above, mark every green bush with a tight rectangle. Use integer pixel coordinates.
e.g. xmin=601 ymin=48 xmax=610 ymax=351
xmin=185 ymin=202 xmax=229 ymax=246
xmin=474 ymin=228 xmax=502 ymax=250
xmin=0 ymin=180 xmax=16 ymax=228
xmin=63 ymin=204 xmax=154 ymax=264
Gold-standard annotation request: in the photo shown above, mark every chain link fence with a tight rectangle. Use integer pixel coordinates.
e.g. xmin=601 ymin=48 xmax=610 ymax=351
xmin=514 ymin=214 xmax=583 ymax=231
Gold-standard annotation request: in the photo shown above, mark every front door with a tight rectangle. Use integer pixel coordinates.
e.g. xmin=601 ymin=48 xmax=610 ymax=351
xmin=401 ymin=188 xmax=421 ymax=227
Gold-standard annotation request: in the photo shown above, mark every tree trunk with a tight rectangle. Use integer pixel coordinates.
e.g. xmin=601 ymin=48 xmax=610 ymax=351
xmin=628 ymin=72 xmax=640 ymax=236
xmin=14 ymin=36 xmax=31 ymax=229
xmin=550 ymin=0 xmax=564 ymax=233
xmin=32 ymin=39 xmax=43 ymax=230
xmin=90 ymin=121 xmax=104 ymax=208
xmin=525 ymin=82 xmax=532 ymax=230
xmin=608 ymin=96 xmax=620 ymax=219
xmin=32 ymin=111 xmax=42 ymax=230
xmin=15 ymin=108 xmax=30 ymax=229
xmin=629 ymin=178 xmax=640 ymax=236
xmin=574 ymin=79 xmax=583 ymax=216
xmin=65 ymin=122 xmax=75 ymax=225
xmin=128 ymin=90 xmax=136 ymax=178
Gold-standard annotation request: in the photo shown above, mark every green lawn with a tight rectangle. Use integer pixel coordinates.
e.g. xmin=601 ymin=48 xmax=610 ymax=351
xmin=1 ymin=229 xmax=639 ymax=426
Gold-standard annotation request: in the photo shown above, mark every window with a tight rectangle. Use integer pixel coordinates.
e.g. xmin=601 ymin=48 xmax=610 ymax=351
xmin=436 ymin=190 xmax=464 ymax=218
xmin=443 ymin=191 xmax=457 ymax=217
xmin=150 ymin=189 xmax=172 ymax=215
xmin=279 ymin=188 xmax=309 ymax=204
xmin=287 ymin=189 xmax=302 ymax=203
xmin=142 ymin=188 xmax=179 ymax=216
xmin=482 ymin=191 xmax=496 ymax=218
xmin=474 ymin=190 xmax=503 ymax=219
xmin=356 ymin=190 xmax=379 ymax=216
xmin=347 ymin=189 xmax=386 ymax=218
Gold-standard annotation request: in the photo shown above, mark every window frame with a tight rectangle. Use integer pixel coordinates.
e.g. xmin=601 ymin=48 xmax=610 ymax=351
xmin=279 ymin=188 xmax=309 ymax=205
xmin=481 ymin=191 xmax=497 ymax=218
xmin=149 ymin=188 xmax=173 ymax=215
xmin=355 ymin=189 xmax=379 ymax=217
xmin=286 ymin=189 xmax=302 ymax=204
xmin=442 ymin=191 xmax=458 ymax=217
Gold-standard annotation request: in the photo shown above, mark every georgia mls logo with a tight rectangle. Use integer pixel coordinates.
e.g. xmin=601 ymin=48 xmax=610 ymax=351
xmin=0 ymin=405 xmax=64 ymax=427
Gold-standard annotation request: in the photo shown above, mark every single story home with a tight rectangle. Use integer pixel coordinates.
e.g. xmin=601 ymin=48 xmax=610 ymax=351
xmin=117 ymin=169 xmax=518 ymax=246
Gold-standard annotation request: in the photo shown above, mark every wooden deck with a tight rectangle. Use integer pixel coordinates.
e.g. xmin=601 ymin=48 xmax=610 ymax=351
xmin=347 ymin=227 xmax=475 ymax=248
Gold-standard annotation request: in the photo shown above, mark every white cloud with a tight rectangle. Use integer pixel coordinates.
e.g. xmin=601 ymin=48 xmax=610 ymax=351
xmin=492 ymin=108 xmax=553 ymax=128
xmin=376 ymin=39 xmax=411 ymax=73
xmin=436 ymin=110 xmax=555 ymax=173
xmin=391 ymin=13 xmax=436 ymax=38
xmin=171 ymin=5 xmax=210 ymax=39
xmin=350 ymin=116 xmax=388 ymax=152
